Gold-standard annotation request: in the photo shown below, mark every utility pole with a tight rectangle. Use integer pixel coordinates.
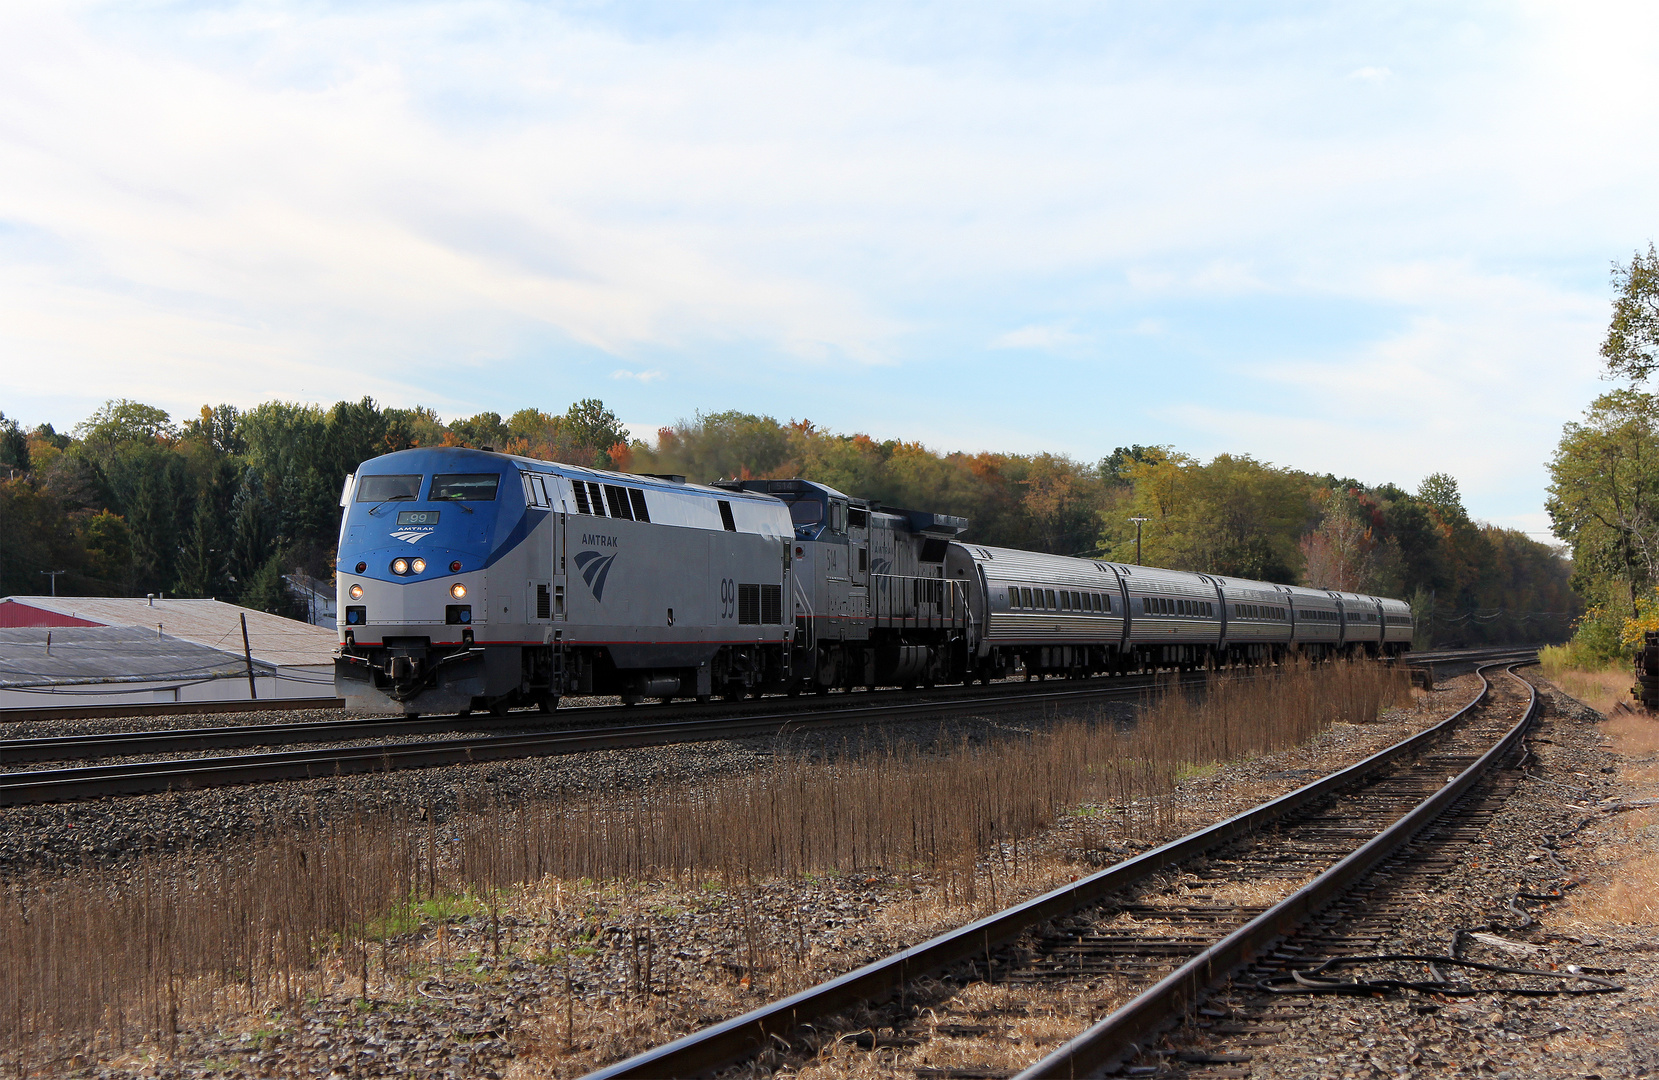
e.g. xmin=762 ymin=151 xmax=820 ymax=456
xmin=40 ymin=570 xmax=65 ymax=597
xmin=1129 ymin=517 xmax=1149 ymax=565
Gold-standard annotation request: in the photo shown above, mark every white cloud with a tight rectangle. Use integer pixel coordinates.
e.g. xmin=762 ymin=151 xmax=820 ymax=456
xmin=989 ymin=324 xmax=1085 ymax=350
xmin=1348 ymin=66 xmax=1393 ymax=83
xmin=611 ymin=369 xmax=665 ymax=382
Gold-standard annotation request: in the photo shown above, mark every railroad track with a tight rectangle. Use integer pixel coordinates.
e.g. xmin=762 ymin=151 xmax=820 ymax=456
xmin=583 ymin=660 xmax=1541 ymax=1079
xmin=0 ymin=646 xmax=1529 ymax=768
xmin=0 ymin=669 xmax=1231 ymax=806
xmin=0 ymin=648 xmax=1533 ymax=807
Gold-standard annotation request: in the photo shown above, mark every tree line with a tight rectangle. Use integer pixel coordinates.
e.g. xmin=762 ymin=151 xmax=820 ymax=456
xmin=1 ymin=394 xmax=1570 ymax=642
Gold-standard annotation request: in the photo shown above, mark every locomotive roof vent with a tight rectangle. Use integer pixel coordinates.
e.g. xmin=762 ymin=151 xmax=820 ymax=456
xmin=877 ymin=506 xmax=970 ymax=537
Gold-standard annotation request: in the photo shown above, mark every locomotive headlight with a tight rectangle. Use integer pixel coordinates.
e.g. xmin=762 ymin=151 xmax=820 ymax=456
xmin=411 ymin=557 xmax=427 ymax=574
xmin=349 ymin=584 xmax=364 ymax=600
xmin=391 ymin=558 xmax=409 ymax=575
xmin=450 ymin=583 xmax=467 ymax=599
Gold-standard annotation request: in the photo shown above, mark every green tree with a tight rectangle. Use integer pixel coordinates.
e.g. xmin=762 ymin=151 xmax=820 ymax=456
xmin=74 ymin=399 xmax=177 ymax=457
xmin=0 ymin=477 xmax=85 ymax=595
xmin=0 ymin=412 xmax=28 ymax=473
xmin=449 ymin=411 xmax=508 ymax=449
xmin=227 ymin=469 xmax=274 ymax=593
xmin=181 ymin=404 xmax=247 ymax=456
xmin=384 ymin=405 xmax=447 ymax=450
xmin=78 ymin=510 xmax=132 ymax=591
xmin=1601 ymin=242 xmax=1659 ymax=385
xmin=239 ymin=551 xmax=304 ymax=618
xmin=562 ymin=399 xmax=629 ymax=463
xmin=1417 ymin=472 xmax=1467 ymax=521
xmin=1547 ymin=389 xmax=1659 ymax=617
xmin=127 ymin=467 xmax=179 ymax=593
xmin=1099 ymin=451 xmax=1310 ymax=579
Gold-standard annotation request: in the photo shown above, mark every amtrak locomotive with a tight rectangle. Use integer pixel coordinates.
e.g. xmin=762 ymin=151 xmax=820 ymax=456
xmin=333 ymin=448 xmax=1412 ymax=715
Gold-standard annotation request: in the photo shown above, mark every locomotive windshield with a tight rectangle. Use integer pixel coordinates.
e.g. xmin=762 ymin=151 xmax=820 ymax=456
xmin=431 ymin=474 xmax=501 ymax=501
xmin=789 ymin=501 xmax=824 ymax=525
xmin=355 ymin=474 xmax=420 ymax=502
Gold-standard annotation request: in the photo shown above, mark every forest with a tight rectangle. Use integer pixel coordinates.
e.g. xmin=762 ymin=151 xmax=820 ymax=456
xmin=0 ymin=394 xmax=1572 ymax=646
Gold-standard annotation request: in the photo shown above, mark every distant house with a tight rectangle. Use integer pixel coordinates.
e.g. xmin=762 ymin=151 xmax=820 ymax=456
xmin=283 ymin=572 xmax=338 ymax=628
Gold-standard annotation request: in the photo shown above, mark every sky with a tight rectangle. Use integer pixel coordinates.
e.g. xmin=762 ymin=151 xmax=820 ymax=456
xmin=4 ymin=2 xmax=1658 ymax=536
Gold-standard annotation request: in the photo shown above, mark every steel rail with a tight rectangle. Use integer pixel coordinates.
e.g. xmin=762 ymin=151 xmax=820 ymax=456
xmin=0 ymin=645 xmax=1520 ymax=733
xmin=0 ymin=648 xmax=1518 ymax=766
xmin=0 ymin=696 xmax=345 ymax=725
xmin=0 ymin=670 xmax=1211 ymax=768
xmin=1012 ymin=661 xmax=1540 ymax=1079
xmin=580 ymin=662 xmax=1512 ymax=1080
xmin=0 ymin=670 xmax=1258 ymax=806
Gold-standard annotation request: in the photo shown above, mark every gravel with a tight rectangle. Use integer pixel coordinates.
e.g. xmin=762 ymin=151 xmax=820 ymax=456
xmin=0 ymin=689 xmax=1138 ymax=874
xmin=16 ymin=666 xmax=1585 ymax=1080
xmin=1148 ymin=671 xmax=1659 ymax=1080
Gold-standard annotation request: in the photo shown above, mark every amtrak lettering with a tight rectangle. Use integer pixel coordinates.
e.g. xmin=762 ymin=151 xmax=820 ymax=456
xmin=572 ymin=550 xmax=618 ymax=601
xmin=582 ymin=534 xmax=619 ymax=548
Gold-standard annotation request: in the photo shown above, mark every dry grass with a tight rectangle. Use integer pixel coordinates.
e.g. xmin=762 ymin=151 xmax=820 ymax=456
xmin=1605 ymin=707 xmax=1659 ymax=757
xmin=1537 ymin=651 xmax=1633 ymax=717
xmin=0 ymin=660 xmax=1409 ymax=1074
xmin=1591 ymin=851 xmax=1659 ymax=924
xmin=1540 ymin=660 xmax=1659 ymax=933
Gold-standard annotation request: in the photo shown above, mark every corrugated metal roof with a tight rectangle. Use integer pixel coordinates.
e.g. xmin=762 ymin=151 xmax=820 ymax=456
xmin=0 ymin=597 xmax=336 ymax=666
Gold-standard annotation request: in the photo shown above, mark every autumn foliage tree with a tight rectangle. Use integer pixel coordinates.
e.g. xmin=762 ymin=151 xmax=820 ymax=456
xmin=0 ymin=395 xmax=1572 ymax=645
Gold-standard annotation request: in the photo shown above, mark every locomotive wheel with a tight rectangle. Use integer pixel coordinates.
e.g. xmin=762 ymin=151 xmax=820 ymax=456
xmin=538 ymin=695 xmax=558 ymax=714
xmin=490 ymin=701 xmax=510 ymax=717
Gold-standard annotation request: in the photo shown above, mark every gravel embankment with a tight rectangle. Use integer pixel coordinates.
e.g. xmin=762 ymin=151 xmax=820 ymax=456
xmin=6 ymin=672 xmax=1473 ymax=1079
xmin=1154 ymin=675 xmax=1659 ymax=1080
xmin=0 ymin=690 xmax=1130 ymax=874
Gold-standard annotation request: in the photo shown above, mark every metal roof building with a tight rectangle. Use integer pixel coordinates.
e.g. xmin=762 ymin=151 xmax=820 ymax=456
xmin=0 ymin=596 xmax=338 ymax=712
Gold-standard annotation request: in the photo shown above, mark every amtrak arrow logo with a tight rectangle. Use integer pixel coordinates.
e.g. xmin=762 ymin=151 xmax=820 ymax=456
xmin=573 ymin=550 xmax=618 ymax=601
xmin=390 ymin=529 xmax=433 ymax=544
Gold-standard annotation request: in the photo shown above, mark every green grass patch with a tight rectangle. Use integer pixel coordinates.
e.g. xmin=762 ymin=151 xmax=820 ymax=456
xmin=357 ymin=890 xmax=491 ymax=941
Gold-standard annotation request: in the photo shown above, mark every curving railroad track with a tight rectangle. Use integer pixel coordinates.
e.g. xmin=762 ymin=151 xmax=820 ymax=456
xmin=581 ymin=659 xmax=1549 ymax=1079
